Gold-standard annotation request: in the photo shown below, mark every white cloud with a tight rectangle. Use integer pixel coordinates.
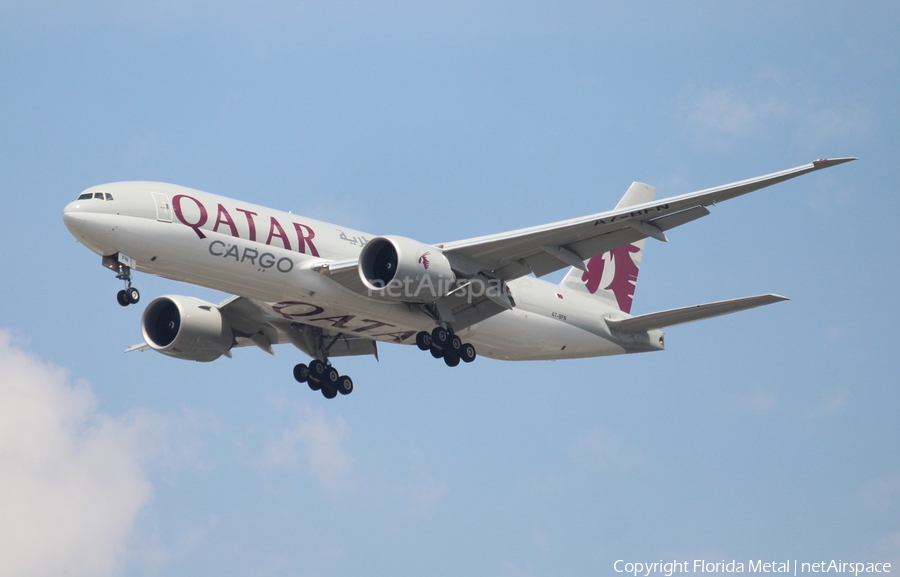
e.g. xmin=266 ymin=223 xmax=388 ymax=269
xmin=794 ymin=105 xmax=872 ymax=149
xmin=687 ymin=89 xmax=788 ymax=148
xmin=685 ymin=86 xmax=870 ymax=150
xmin=497 ymin=559 xmax=540 ymax=577
xmin=861 ymin=475 xmax=900 ymax=512
xmin=742 ymin=389 xmax=778 ymax=412
xmin=809 ymin=390 xmax=848 ymax=419
xmin=570 ymin=428 xmax=642 ymax=469
xmin=405 ymin=467 xmax=448 ymax=516
xmin=177 ymin=514 xmax=221 ymax=549
xmin=876 ymin=532 xmax=900 ymax=567
xmin=261 ymin=400 xmax=355 ymax=493
xmin=0 ymin=330 xmax=157 ymax=577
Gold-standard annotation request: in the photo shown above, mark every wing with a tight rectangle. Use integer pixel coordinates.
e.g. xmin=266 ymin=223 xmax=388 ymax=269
xmin=220 ymin=296 xmax=378 ymax=359
xmin=322 ymin=158 xmax=854 ymax=291
xmin=124 ymin=296 xmax=379 ymax=359
xmin=438 ymin=158 xmax=856 ymax=280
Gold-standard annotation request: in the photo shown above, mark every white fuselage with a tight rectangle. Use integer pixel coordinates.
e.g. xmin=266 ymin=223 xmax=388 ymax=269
xmin=63 ymin=182 xmax=657 ymax=361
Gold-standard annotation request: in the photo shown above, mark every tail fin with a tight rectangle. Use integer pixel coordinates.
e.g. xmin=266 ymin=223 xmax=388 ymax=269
xmin=559 ymin=182 xmax=656 ymax=314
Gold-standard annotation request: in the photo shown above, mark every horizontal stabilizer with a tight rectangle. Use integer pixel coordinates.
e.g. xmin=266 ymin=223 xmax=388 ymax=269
xmin=606 ymin=294 xmax=788 ymax=333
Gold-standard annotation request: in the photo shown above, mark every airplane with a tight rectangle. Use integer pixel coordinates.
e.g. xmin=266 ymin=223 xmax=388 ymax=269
xmin=63 ymin=158 xmax=855 ymax=399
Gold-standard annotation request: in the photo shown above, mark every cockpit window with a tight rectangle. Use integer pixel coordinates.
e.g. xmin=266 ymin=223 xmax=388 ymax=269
xmin=75 ymin=191 xmax=113 ymax=201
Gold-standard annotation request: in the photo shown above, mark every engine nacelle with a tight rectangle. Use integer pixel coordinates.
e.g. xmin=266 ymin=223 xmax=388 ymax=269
xmin=358 ymin=235 xmax=456 ymax=302
xmin=141 ymin=296 xmax=233 ymax=362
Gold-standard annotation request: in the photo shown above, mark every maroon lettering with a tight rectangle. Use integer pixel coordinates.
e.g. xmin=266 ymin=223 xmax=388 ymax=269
xmin=352 ymin=319 xmax=395 ymax=333
xmin=313 ymin=315 xmax=355 ymax=328
xmin=172 ymin=194 xmax=208 ymax=239
xmin=213 ymin=204 xmax=238 ymax=237
xmin=293 ymin=223 xmax=320 ymax=257
xmin=236 ymin=208 xmax=258 ymax=241
xmin=266 ymin=217 xmax=291 ymax=250
xmin=272 ymin=301 xmax=324 ymax=319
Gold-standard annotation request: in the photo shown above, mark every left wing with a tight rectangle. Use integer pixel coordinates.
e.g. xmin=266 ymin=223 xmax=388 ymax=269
xmin=221 ymin=296 xmax=378 ymax=359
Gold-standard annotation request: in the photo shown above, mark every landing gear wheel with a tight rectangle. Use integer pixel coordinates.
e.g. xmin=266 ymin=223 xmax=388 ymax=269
xmin=449 ymin=334 xmax=462 ymax=354
xmin=461 ymin=343 xmax=477 ymax=363
xmin=337 ymin=375 xmax=353 ymax=395
xmin=321 ymin=386 xmax=337 ymax=399
xmin=309 ymin=359 xmax=326 ymax=378
xmin=293 ymin=363 xmax=310 ymax=383
xmin=125 ymin=287 xmax=140 ymax=304
xmin=415 ymin=331 xmax=432 ymax=351
xmin=431 ymin=327 xmax=449 ymax=348
xmin=430 ymin=346 xmax=443 ymax=359
xmin=325 ymin=367 xmax=339 ymax=387
xmin=117 ymin=290 xmax=129 ymax=307
xmin=444 ymin=353 xmax=460 ymax=367
xmin=308 ymin=359 xmax=326 ymax=389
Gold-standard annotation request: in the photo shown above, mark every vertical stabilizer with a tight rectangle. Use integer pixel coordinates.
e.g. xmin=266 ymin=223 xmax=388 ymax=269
xmin=559 ymin=182 xmax=656 ymax=314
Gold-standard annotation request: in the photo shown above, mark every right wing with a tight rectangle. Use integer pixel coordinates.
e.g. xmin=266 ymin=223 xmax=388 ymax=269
xmin=320 ymin=158 xmax=854 ymax=292
xmin=438 ymin=158 xmax=856 ymax=281
xmin=313 ymin=158 xmax=853 ymax=332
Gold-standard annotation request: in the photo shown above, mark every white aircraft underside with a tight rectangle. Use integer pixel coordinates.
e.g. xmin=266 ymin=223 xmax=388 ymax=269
xmin=63 ymin=158 xmax=855 ymax=398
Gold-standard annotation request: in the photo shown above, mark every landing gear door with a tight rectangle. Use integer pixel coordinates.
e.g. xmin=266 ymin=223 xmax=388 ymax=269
xmin=151 ymin=192 xmax=172 ymax=222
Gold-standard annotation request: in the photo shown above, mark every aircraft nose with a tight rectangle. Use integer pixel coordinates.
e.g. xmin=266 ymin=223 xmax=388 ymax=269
xmin=62 ymin=201 xmax=86 ymax=235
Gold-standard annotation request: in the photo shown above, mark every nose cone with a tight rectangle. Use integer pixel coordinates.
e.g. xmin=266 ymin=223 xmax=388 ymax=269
xmin=63 ymin=200 xmax=87 ymax=236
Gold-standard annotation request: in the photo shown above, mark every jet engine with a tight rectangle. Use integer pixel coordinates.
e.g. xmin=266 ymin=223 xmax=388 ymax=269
xmin=358 ymin=235 xmax=456 ymax=301
xmin=141 ymin=296 xmax=233 ymax=362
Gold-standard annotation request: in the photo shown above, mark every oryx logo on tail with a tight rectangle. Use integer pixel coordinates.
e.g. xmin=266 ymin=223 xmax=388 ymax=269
xmin=580 ymin=244 xmax=642 ymax=313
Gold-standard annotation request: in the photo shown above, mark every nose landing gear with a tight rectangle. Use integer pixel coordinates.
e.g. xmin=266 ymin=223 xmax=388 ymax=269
xmin=103 ymin=253 xmax=141 ymax=307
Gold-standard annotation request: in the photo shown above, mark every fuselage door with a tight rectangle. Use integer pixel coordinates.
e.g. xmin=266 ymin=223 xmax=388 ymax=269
xmin=151 ymin=192 xmax=173 ymax=222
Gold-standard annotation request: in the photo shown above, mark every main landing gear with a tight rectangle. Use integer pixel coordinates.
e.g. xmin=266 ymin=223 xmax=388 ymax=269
xmin=291 ymin=327 xmax=354 ymax=400
xmin=415 ymin=326 xmax=477 ymax=367
xmin=293 ymin=360 xmax=354 ymax=399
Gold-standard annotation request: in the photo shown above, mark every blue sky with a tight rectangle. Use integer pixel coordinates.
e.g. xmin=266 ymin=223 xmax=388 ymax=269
xmin=1 ymin=2 xmax=898 ymax=576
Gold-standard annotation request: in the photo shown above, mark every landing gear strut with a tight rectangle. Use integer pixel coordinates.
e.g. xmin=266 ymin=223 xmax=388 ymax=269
xmin=415 ymin=326 xmax=477 ymax=367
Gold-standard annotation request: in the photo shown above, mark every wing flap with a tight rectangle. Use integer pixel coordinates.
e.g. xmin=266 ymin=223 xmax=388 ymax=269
xmin=606 ymin=294 xmax=788 ymax=333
